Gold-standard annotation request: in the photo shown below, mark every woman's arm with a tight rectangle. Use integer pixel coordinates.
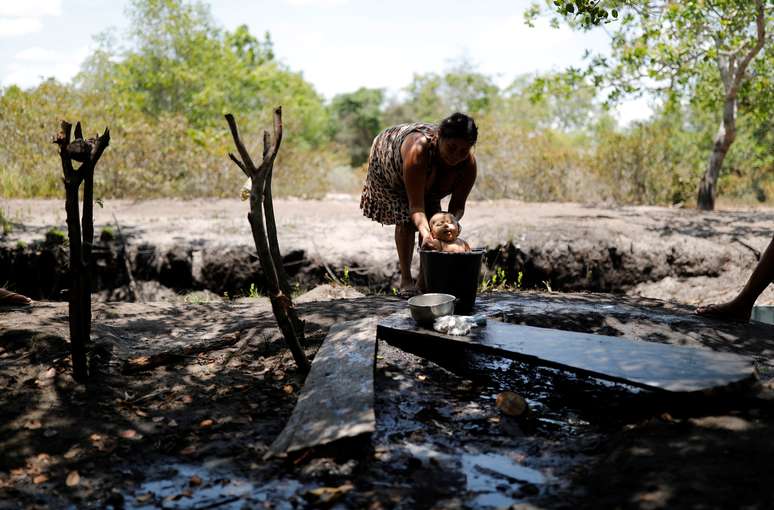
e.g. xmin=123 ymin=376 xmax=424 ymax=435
xmin=448 ymin=155 xmax=477 ymax=221
xmin=402 ymin=134 xmax=433 ymax=242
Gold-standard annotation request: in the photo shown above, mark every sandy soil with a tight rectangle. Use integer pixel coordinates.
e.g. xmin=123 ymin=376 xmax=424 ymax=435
xmin=3 ymin=196 xmax=773 ymax=306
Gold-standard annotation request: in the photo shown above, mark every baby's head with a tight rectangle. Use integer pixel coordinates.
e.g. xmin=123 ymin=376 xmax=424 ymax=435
xmin=429 ymin=212 xmax=461 ymax=242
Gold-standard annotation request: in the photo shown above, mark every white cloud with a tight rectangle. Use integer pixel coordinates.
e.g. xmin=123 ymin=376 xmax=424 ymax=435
xmin=0 ymin=17 xmax=43 ymax=38
xmin=0 ymin=0 xmax=61 ymax=18
xmin=615 ymin=96 xmax=654 ymax=126
xmin=1 ymin=45 xmax=89 ymax=88
xmin=471 ymin=15 xmax=610 ymax=88
xmin=14 ymin=46 xmax=59 ymax=61
xmin=285 ymin=0 xmax=348 ymax=6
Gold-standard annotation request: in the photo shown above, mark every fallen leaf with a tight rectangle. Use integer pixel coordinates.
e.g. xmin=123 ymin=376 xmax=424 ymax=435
xmin=33 ymin=474 xmax=48 ymax=484
xmin=416 ymin=374 xmax=427 ymax=381
xmin=181 ymin=395 xmax=193 ymax=404
xmin=25 ymin=420 xmax=42 ymax=430
xmin=305 ymin=484 xmax=354 ymax=504
xmin=65 ymin=471 xmax=80 ymax=487
xmin=496 ymin=391 xmax=528 ymax=417
xmin=282 ymin=384 xmax=294 ymax=395
xmin=129 ymin=356 xmax=150 ymax=367
xmin=119 ymin=429 xmax=138 ymax=440
xmin=189 ymin=474 xmax=203 ymax=487
xmin=63 ymin=447 xmax=81 ymax=460
xmin=180 ymin=445 xmax=197 ymax=456
xmin=199 ymin=419 xmax=215 ymax=428
xmin=135 ymin=492 xmax=154 ymax=504
xmin=135 ymin=409 xmax=148 ymax=417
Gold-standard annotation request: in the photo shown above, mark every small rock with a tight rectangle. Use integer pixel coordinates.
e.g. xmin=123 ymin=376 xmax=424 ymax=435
xmin=496 ymin=391 xmax=528 ymax=417
xmin=66 ymin=471 xmax=80 ymax=487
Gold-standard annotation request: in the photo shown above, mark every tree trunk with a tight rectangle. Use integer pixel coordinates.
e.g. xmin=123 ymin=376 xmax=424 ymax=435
xmin=697 ymin=95 xmax=736 ymax=211
xmin=225 ymin=110 xmax=310 ymax=373
xmin=54 ymin=121 xmax=110 ymax=383
xmin=65 ymin=180 xmax=89 ymax=382
xmin=697 ymin=0 xmax=765 ymax=211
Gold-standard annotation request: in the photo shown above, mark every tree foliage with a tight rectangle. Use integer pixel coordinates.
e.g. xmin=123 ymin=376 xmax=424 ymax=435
xmin=330 ymin=87 xmax=385 ymax=166
xmin=384 ymin=62 xmax=499 ymax=125
xmin=0 ymin=0 xmax=771 ymax=207
xmin=531 ymin=0 xmax=773 ymax=209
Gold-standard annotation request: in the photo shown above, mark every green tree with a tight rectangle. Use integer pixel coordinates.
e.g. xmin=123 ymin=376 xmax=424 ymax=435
xmin=385 ymin=62 xmax=500 ymax=124
xmin=226 ymin=24 xmax=274 ymax=67
xmin=77 ymin=0 xmax=331 ymax=146
xmin=529 ymin=0 xmax=772 ymax=210
xmin=330 ymin=87 xmax=384 ymax=165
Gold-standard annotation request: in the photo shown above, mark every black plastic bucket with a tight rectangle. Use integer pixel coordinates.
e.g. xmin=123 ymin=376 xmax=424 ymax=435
xmin=420 ymin=249 xmax=484 ymax=315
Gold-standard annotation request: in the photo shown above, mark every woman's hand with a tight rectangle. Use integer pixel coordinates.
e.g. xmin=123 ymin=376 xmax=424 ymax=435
xmin=419 ymin=228 xmax=441 ymax=251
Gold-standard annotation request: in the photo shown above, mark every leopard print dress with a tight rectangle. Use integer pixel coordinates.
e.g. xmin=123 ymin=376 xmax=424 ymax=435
xmin=359 ymin=122 xmax=439 ymax=225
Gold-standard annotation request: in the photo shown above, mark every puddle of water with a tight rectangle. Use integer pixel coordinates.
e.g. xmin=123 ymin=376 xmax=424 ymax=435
xmin=752 ymin=306 xmax=774 ymax=326
xmin=123 ymin=463 xmax=302 ymax=510
xmin=461 ymin=452 xmax=545 ymax=508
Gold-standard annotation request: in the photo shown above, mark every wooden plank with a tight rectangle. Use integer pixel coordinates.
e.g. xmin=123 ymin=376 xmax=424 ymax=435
xmin=377 ymin=313 xmax=756 ymax=393
xmin=265 ymin=317 xmax=378 ymax=458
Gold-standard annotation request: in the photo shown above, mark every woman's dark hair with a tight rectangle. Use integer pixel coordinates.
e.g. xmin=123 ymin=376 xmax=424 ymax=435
xmin=438 ymin=112 xmax=478 ymax=144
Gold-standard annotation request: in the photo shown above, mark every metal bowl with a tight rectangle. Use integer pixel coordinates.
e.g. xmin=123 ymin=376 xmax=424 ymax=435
xmin=407 ymin=293 xmax=456 ymax=326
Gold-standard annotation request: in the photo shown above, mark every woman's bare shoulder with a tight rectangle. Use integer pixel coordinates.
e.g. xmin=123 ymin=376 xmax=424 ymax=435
xmin=401 ymin=132 xmax=433 ymax=165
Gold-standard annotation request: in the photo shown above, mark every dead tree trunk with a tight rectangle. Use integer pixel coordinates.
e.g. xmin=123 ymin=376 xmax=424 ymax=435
xmin=225 ymin=108 xmax=310 ymax=373
xmin=53 ymin=121 xmax=110 ymax=382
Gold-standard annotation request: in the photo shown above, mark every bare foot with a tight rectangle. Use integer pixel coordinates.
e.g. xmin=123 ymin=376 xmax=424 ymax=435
xmin=695 ymin=299 xmax=752 ymax=323
xmin=0 ymin=288 xmax=32 ymax=306
xmin=398 ymin=279 xmax=419 ymax=299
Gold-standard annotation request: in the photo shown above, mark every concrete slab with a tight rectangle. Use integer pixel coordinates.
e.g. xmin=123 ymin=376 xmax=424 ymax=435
xmin=266 ymin=317 xmax=378 ymax=458
xmin=377 ymin=313 xmax=757 ymax=393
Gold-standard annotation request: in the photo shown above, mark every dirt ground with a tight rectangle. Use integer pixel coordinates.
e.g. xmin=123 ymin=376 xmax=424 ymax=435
xmin=3 ymin=196 xmax=773 ymax=305
xmin=2 ymin=290 xmax=774 ymax=509
xmin=2 ymin=198 xmax=774 ymax=509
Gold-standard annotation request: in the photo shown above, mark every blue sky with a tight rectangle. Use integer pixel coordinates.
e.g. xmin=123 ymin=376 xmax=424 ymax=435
xmin=0 ymin=0 xmax=652 ymax=123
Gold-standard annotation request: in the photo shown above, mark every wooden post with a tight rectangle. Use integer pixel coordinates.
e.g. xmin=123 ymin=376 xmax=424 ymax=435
xmin=225 ymin=108 xmax=310 ymax=373
xmin=53 ymin=121 xmax=110 ymax=382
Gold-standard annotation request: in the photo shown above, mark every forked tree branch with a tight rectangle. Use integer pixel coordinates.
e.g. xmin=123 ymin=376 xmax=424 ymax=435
xmin=225 ymin=109 xmax=309 ymax=373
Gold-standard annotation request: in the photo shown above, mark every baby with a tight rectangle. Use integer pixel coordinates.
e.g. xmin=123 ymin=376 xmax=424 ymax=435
xmin=427 ymin=212 xmax=471 ymax=253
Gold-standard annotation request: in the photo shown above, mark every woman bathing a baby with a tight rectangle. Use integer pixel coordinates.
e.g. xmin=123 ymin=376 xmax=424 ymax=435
xmin=359 ymin=112 xmax=478 ymax=296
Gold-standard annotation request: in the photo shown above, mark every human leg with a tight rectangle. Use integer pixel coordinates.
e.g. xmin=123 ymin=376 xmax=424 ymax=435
xmin=395 ymin=222 xmax=417 ymax=293
xmin=696 ymin=236 xmax=774 ymax=322
xmin=0 ymin=288 xmax=32 ymax=306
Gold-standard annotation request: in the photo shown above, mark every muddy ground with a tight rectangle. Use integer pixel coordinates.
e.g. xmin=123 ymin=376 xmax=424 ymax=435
xmin=1 ymin=198 xmax=774 ymax=509
xmin=2 ymin=291 xmax=774 ymax=509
